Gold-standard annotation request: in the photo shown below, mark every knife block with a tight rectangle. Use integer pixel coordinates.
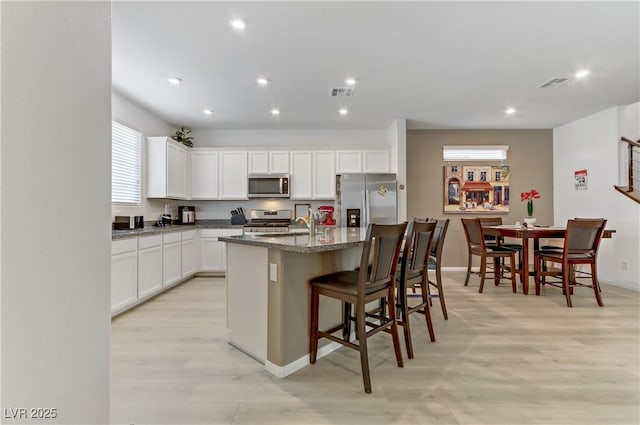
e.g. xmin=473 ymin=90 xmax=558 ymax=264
xmin=230 ymin=212 xmax=247 ymax=225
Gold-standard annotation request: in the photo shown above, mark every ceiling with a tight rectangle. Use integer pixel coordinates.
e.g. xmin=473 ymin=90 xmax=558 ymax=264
xmin=112 ymin=1 xmax=639 ymax=131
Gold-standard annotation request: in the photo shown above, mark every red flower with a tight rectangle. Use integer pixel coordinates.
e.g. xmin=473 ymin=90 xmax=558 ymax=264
xmin=521 ymin=189 xmax=541 ymax=201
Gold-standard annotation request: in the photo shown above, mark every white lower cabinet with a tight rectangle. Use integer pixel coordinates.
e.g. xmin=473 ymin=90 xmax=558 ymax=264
xmin=181 ymin=230 xmax=199 ymax=278
xmin=162 ymin=232 xmax=182 ymax=287
xmin=111 ymin=239 xmax=138 ymax=315
xmin=137 ymin=235 xmax=163 ymax=299
xmin=201 ymin=228 xmax=242 ymax=272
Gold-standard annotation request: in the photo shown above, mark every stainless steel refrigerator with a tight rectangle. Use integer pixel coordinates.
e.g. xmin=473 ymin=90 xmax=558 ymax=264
xmin=335 ymin=174 xmax=397 ymax=227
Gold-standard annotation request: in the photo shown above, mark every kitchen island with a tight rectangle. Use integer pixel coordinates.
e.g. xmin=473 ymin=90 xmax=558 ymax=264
xmin=219 ymin=227 xmax=367 ymax=377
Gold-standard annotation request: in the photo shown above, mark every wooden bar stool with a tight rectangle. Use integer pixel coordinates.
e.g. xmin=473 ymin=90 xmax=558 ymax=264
xmin=309 ymin=222 xmax=407 ymax=393
xmin=396 ymin=219 xmax=437 ymax=359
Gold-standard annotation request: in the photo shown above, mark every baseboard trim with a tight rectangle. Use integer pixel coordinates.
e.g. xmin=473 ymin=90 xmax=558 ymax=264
xmin=264 ymin=340 xmax=345 ymax=378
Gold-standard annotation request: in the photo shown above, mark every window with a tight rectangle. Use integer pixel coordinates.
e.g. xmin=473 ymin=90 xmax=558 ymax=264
xmin=480 ymin=171 xmax=487 ymax=181
xmin=443 ymin=145 xmax=509 ymax=161
xmin=112 ymin=121 xmax=142 ymax=204
xmin=467 ymin=171 xmax=474 ymax=181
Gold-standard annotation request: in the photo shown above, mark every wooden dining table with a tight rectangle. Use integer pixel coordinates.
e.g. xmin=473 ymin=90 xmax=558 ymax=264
xmin=482 ymin=225 xmax=616 ymax=295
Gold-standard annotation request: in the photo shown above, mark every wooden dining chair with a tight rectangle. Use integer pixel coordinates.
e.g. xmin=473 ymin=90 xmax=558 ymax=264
xmin=461 ymin=218 xmax=518 ymax=293
xmin=309 ymin=222 xmax=407 ymax=393
xmin=535 ymin=218 xmax=607 ymax=307
xmin=478 ymin=216 xmax=523 ymax=271
xmin=396 ymin=219 xmax=437 ymax=359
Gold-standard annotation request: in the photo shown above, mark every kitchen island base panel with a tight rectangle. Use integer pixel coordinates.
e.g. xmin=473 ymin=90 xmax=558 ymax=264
xmin=225 ymin=239 xmax=363 ymax=376
xmin=227 ymin=243 xmax=268 ymax=362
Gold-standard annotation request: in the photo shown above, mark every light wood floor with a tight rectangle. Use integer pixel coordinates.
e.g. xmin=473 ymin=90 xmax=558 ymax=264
xmin=111 ymin=272 xmax=640 ymax=425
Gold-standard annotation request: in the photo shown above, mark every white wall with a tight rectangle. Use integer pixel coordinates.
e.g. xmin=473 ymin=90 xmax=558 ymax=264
xmin=387 ymin=119 xmax=407 ymax=222
xmin=1 ymin=2 xmax=111 ymax=423
xmin=194 ymin=129 xmax=388 ymax=149
xmin=111 ymin=91 xmax=180 ymax=223
xmin=553 ymin=102 xmax=640 ymax=291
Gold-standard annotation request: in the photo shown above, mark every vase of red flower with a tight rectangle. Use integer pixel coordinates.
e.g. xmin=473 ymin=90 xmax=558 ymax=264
xmin=521 ymin=189 xmax=540 ymax=226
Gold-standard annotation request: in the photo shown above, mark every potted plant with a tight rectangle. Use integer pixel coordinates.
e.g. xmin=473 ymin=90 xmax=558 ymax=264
xmin=172 ymin=127 xmax=194 ymax=147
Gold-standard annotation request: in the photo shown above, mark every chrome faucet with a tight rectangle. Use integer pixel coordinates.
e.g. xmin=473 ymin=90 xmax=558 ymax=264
xmin=295 ymin=210 xmax=316 ymax=236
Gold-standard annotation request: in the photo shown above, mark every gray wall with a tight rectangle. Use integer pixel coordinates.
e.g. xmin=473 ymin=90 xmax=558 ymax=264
xmin=1 ymin=2 xmax=111 ymax=423
xmin=407 ymin=129 xmax=554 ymax=268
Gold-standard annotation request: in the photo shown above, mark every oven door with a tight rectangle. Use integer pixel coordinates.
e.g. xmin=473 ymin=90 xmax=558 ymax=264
xmin=248 ymin=175 xmax=289 ymax=198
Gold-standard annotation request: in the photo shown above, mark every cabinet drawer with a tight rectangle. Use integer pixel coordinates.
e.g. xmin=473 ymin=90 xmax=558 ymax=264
xmin=112 ymin=238 xmax=137 ymax=255
xmin=138 ymin=234 xmax=162 ymax=250
xmin=201 ymin=228 xmax=243 ymax=239
xmin=181 ymin=230 xmax=198 ymax=241
xmin=163 ymin=232 xmax=182 ymax=244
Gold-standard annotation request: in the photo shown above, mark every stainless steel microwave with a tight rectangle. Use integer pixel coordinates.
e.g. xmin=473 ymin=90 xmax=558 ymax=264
xmin=248 ymin=174 xmax=290 ymax=198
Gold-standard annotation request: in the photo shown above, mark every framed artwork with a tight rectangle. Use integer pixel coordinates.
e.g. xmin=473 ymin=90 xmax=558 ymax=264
xmin=295 ymin=203 xmax=311 ymax=219
xmin=443 ymin=164 xmax=511 ymax=214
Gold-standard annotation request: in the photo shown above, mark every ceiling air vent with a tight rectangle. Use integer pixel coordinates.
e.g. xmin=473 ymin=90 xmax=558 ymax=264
xmin=331 ymin=87 xmax=355 ymax=97
xmin=537 ymin=77 xmax=569 ymax=89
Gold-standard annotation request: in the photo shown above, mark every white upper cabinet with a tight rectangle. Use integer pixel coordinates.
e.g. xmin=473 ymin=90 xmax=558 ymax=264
xmin=290 ymin=151 xmax=313 ymax=200
xmin=269 ymin=151 xmax=290 ymax=174
xmin=248 ymin=151 xmax=269 ymax=174
xmin=363 ymin=150 xmax=390 ymax=173
xmin=336 ymin=150 xmax=363 ymax=173
xmin=219 ymin=151 xmax=248 ymax=199
xmin=147 ymin=137 xmax=188 ymax=199
xmin=248 ymin=150 xmax=290 ymax=174
xmin=190 ymin=150 xmax=219 ymax=199
xmin=312 ymin=151 xmax=336 ymax=199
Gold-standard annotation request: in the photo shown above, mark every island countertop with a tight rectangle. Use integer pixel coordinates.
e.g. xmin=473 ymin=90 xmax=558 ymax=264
xmin=219 ymin=227 xmax=367 ymax=253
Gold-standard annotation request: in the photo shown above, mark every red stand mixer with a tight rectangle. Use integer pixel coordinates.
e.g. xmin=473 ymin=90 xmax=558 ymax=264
xmin=317 ymin=206 xmax=336 ymax=226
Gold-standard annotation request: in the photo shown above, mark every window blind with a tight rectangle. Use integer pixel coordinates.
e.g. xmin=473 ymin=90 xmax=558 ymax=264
xmin=112 ymin=121 xmax=142 ymax=204
xmin=443 ymin=145 xmax=509 ymax=161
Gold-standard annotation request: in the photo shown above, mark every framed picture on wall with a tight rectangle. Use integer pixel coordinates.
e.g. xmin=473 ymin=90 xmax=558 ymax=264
xmin=443 ymin=164 xmax=511 ymax=214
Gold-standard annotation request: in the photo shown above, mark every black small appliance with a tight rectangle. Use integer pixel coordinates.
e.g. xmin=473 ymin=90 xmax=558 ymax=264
xmin=178 ymin=206 xmax=196 ymax=224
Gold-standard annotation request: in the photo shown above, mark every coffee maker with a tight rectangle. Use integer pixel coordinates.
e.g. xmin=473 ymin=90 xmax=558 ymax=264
xmin=317 ymin=206 xmax=335 ymax=226
xmin=178 ymin=206 xmax=196 ymax=224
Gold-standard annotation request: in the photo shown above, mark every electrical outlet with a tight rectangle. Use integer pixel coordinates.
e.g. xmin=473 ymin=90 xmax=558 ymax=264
xmin=621 ymin=260 xmax=629 ymax=271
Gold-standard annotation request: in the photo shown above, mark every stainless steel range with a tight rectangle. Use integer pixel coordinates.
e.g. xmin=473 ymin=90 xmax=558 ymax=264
xmin=242 ymin=209 xmax=292 ymax=234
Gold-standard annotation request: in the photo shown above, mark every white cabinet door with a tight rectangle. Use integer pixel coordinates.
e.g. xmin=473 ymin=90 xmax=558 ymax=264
xmin=219 ymin=151 xmax=248 ymax=199
xmin=167 ymin=141 xmax=188 ymax=199
xmin=312 ymin=151 xmax=336 ymax=199
xmin=191 ymin=150 xmax=219 ymax=199
xmin=290 ymin=151 xmax=312 ymax=200
xmin=147 ymin=137 xmax=187 ymax=199
xmin=248 ymin=151 xmax=269 ymax=174
xmin=138 ymin=244 xmax=162 ymax=299
xmin=181 ymin=230 xmax=199 ymax=278
xmin=163 ymin=241 xmax=182 ymax=287
xmin=269 ymin=151 xmax=290 ymax=174
xmin=336 ymin=150 xmax=363 ymax=173
xmin=363 ymin=150 xmax=390 ymax=173
xmin=111 ymin=239 xmax=138 ymax=314
xmin=200 ymin=229 xmax=242 ymax=272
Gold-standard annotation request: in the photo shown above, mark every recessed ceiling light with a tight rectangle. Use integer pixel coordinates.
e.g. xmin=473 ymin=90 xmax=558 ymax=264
xmin=505 ymin=107 xmax=516 ymax=115
xmin=203 ymin=108 xmax=213 ymax=115
xmin=256 ymin=77 xmax=269 ymax=86
xmin=345 ymin=78 xmax=356 ymax=86
xmin=575 ymin=69 xmax=590 ymax=79
xmin=271 ymin=108 xmax=280 ymax=116
xmin=230 ymin=19 xmax=246 ymax=30
xmin=167 ymin=76 xmax=182 ymax=85
xmin=339 ymin=108 xmax=348 ymax=116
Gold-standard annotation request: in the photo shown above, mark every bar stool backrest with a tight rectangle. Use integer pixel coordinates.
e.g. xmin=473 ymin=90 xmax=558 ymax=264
xmin=358 ymin=223 xmax=407 ymax=296
xmin=401 ymin=220 xmax=436 ymax=280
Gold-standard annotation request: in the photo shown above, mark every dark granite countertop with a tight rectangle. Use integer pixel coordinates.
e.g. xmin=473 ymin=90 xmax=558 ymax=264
xmin=219 ymin=227 xmax=367 ymax=253
xmin=112 ymin=220 xmax=244 ymax=240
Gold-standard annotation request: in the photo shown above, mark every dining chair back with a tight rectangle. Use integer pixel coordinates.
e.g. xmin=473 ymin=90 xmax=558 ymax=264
xmin=396 ymin=219 xmax=437 ymax=359
xmin=535 ymin=218 xmax=607 ymax=307
xmin=309 ymin=222 xmax=407 ymax=393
